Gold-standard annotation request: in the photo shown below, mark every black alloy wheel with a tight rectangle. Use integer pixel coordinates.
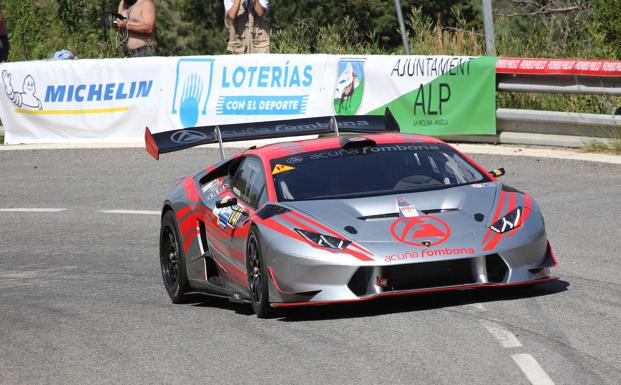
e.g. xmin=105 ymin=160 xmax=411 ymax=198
xmin=246 ymin=228 xmax=272 ymax=318
xmin=160 ymin=211 xmax=189 ymax=303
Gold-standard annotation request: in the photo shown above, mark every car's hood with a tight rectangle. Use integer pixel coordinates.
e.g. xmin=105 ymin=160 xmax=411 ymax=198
xmin=280 ymin=183 xmax=499 ymax=256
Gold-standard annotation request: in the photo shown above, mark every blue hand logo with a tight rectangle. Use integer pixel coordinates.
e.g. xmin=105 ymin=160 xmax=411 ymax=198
xmin=179 ymin=74 xmax=203 ymax=128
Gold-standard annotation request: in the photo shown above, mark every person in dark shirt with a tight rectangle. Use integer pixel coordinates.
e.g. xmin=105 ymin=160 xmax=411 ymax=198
xmin=0 ymin=4 xmax=9 ymax=62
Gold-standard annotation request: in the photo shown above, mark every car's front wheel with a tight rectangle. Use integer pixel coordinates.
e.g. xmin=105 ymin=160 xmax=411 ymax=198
xmin=160 ymin=210 xmax=189 ymax=303
xmin=246 ymin=228 xmax=272 ymax=318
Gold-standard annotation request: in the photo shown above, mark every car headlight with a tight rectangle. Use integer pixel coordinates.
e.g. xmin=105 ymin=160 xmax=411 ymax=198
xmin=490 ymin=207 xmax=522 ymax=234
xmin=295 ymin=229 xmax=351 ymax=249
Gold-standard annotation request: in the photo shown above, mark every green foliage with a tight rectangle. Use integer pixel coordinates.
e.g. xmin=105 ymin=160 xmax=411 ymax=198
xmin=592 ymin=0 xmax=621 ymax=59
xmin=406 ymin=6 xmax=483 ymax=56
xmin=5 ymin=0 xmax=122 ymax=60
xmin=2 ymin=0 xmax=621 ymax=116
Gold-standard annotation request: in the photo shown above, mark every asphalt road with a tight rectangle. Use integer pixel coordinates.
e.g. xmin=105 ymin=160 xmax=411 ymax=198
xmin=0 ymin=147 xmax=619 ymax=385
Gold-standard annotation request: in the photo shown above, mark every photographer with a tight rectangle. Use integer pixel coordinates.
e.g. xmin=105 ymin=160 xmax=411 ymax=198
xmin=0 ymin=4 xmax=8 ymax=62
xmin=225 ymin=0 xmax=270 ymax=54
xmin=116 ymin=0 xmax=156 ymax=57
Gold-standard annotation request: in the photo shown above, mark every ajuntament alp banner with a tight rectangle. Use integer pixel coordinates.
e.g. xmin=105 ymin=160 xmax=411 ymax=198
xmin=332 ymin=55 xmax=497 ymax=135
xmin=0 ymin=54 xmax=496 ymax=144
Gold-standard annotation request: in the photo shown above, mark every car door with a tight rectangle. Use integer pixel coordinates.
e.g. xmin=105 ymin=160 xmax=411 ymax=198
xmin=221 ymin=156 xmax=268 ymax=286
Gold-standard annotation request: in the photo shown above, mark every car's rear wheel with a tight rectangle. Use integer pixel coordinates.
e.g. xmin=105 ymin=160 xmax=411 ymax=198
xmin=160 ymin=211 xmax=189 ymax=303
xmin=246 ymin=228 xmax=272 ymax=318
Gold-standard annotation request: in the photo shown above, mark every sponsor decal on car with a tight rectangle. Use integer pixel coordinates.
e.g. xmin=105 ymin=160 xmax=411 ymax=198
xmin=272 ymin=164 xmax=295 ymax=175
xmin=384 ymin=250 xmax=420 ymax=262
xmin=420 ymin=247 xmax=475 ymax=257
xmin=397 ymin=197 xmax=420 ymax=217
xmin=384 ymin=247 xmax=475 ymax=263
xmin=471 ymin=182 xmax=495 ymax=188
xmin=212 ymin=202 xmax=245 ymax=230
xmin=390 ymin=216 xmax=451 ymax=247
xmin=286 ymin=156 xmax=303 ymax=165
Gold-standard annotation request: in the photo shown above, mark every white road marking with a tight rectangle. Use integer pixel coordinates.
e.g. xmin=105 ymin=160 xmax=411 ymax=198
xmin=480 ymin=320 xmax=523 ymax=348
xmin=0 ymin=208 xmax=66 ymax=212
xmin=468 ymin=303 xmax=486 ymax=311
xmin=512 ymin=354 xmax=555 ymax=385
xmin=98 ymin=210 xmax=160 ymax=215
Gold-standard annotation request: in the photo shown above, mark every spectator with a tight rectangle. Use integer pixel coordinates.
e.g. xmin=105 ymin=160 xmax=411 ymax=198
xmin=224 ymin=0 xmax=270 ymax=54
xmin=116 ymin=0 xmax=156 ymax=57
xmin=0 ymin=4 xmax=8 ymax=62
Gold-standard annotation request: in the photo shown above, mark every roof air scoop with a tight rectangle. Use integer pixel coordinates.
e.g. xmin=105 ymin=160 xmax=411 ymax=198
xmin=340 ymin=136 xmax=377 ymax=149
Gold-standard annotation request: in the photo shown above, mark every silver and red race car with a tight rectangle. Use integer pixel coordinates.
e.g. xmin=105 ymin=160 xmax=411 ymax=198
xmin=146 ymin=110 xmax=557 ymax=317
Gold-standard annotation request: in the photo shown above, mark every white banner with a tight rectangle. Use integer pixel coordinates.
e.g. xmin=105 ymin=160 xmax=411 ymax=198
xmin=0 ymin=54 xmax=495 ymax=144
xmin=0 ymin=58 xmax=172 ymax=144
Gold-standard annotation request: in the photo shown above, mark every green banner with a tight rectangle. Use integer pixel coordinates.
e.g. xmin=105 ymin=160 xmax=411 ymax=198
xmin=334 ymin=56 xmax=497 ymax=136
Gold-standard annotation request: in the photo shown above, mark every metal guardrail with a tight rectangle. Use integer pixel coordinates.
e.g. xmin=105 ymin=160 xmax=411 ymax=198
xmin=497 ymin=108 xmax=621 ymax=137
xmin=496 ymin=58 xmax=621 ymax=96
xmin=491 ymin=58 xmax=621 ymax=147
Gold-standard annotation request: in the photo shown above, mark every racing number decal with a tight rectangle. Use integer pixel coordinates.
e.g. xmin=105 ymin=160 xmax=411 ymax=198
xmin=213 ymin=204 xmax=245 ymax=230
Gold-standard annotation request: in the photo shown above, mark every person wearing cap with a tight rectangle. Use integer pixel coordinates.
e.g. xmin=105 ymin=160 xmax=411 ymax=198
xmin=116 ymin=0 xmax=156 ymax=57
xmin=224 ymin=0 xmax=270 ymax=54
xmin=0 ymin=4 xmax=9 ymax=62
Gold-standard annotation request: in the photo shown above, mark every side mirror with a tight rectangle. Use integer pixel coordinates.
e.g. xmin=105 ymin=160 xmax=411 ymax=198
xmin=488 ymin=168 xmax=505 ymax=178
xmin=216 ymin=197 xmax=238 ymax=208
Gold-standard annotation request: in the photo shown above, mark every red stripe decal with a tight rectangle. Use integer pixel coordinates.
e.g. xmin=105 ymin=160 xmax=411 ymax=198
xmin=288 ymin=211 xmax=373 ymax=257
xmin=182 ymin=177 xmax=201 ymax=202
xmin=183 ymin=231 xmax=199 ymax=254
xmin=268 ymin=267 xmax=297 ymax=294
xmin=289 ymin=211 xmax=343 ymax=238
xmin=281 ymin=213 xmax=372 ymax=261
xmin=482 ymin=191 xmax=506 ymax=244
xmin=280 ymin=213 xmax=315 ymax=233
xmin=484 ymin=192 xmax=517 ymax=251
xmin=180 ymin=214 xmax=197 ymax=237
xmin=255 ymin=216 xmax=329 ymax=252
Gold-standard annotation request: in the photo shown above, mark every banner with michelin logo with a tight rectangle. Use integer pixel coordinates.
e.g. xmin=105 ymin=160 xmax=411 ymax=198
xmin=0 ymin=58 xmax=166 ymax=144
xmin=0 ymin=54 xmax=495 ymax=144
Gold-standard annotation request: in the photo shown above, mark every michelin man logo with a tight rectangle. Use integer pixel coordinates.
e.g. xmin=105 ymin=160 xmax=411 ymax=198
xmin=2 ymin=70 xmax=43 ymax=110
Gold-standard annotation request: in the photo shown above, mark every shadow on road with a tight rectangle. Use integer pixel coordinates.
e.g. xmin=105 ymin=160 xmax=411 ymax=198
xmin=177 ymin=280 xmax=569 ymax=321
xmin=275 ymin=280 xmax=570 ymax=322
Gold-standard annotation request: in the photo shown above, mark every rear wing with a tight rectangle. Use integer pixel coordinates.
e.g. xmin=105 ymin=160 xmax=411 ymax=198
xmin=145 ymin=108 xmax=399 ymax=160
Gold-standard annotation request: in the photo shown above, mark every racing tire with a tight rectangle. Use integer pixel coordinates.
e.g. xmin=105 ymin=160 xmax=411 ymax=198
xmin=160 ymin=210 xmax=189 ymax=304
xmin=246 ymin=227 xmax=272 ymax=318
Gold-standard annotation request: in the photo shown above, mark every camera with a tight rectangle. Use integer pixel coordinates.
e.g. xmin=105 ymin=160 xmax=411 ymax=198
xmin=100 ymin=12 xmax=127 ymax=28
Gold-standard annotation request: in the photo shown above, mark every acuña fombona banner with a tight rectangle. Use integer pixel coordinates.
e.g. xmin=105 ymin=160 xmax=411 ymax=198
xmin=0 ymin=55 xmax=496 ymax=144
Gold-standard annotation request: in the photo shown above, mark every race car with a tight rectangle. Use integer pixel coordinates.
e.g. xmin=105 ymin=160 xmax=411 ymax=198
xmin=146 ymin=110 xmax=557 ymax=317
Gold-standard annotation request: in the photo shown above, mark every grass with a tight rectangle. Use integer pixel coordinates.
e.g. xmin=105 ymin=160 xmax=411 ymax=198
xmin=582 ymin=126 xmax=621 ymax=154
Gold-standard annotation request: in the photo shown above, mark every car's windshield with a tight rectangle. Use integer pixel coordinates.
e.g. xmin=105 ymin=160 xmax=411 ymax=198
xmin=270 ymin=142 xmax=490 ymax=201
